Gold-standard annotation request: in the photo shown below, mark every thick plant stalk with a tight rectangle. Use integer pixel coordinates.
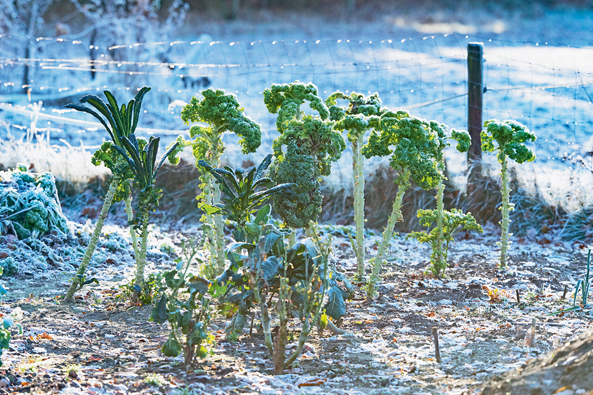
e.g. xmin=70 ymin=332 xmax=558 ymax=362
xmin=124 ymin=182 xmax=139 ymax=261
xmin=134 ymin=209 xmax=150 ymax=287
xmin=352 ymin=137 xmax=366 ymax=279
xmin=259 ymin=297 xmax=274 ymax=355
xmin=367 ymin=171 xmax=410 ymax=301
xmin=212 ymin=182 xmax=226 ymax=273
xmin=65 ymin=179 xmax=118 ymax=301
xmin=433 ymin=177 xmax=445 ymax=276
xmin=499 ymin=154 xmax=511 ymax=268
xmin=274 ymin=297 xmax=287 ymax=375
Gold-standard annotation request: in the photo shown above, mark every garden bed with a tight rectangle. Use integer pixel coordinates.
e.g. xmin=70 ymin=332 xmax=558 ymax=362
xmin=1 ymin=219 xmax=592 ymax=394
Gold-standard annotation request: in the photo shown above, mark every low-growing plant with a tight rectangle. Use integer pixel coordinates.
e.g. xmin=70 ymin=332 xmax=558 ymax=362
xmin=114 ymin=135 xmax=181 ymax=297
xmin=362 ymin=110 xmax=441 ymax=300
xmin=325 ymin=91 xmax=383 ymax=280
xmin=573 ymin=249 xmax=592 ymax=309
xmin=144 ymin=373 xmax=165 ymax=387
xmin=408 ymin=208 xmax=483 ymax=277
xmin=117 ymin=272 xmax=164 ymax=306
xmin=0 ymin=166 xmax=69 ymax=241
xmin=264 ymin=81 xmax=346 ymax=240
xmin=481 ymin=119 xmax=536 ymax=268
xmin=181 ymin=89 xmax=262 ymax=276
xmin=64 ymin=87 xmax=150 ymax=301
xmin=150 ymin=238 xmax=219 ymax=369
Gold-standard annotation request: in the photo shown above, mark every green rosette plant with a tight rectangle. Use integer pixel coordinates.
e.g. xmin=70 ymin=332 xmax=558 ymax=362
xmin=264 ymin=81 xmax=346 ymax=239
xmin=481 ymin=119 xmax=536 ymax=268
xmin=362 ymin=110 xmax=441 ymax=300
xmin=64 ymin=87 xmax=150 ymax=302
xmin=113 ymin=134 xmax=181 ymax=297
xmin=408 ymin=208 xmax=483 ymax=275
xmin=325 ymin=91 xmax=383 ymax=280
xmin=181 ymin=89 xmax=262 ymax=276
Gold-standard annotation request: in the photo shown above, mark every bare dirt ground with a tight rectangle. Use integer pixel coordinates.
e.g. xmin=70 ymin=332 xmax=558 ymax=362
xmin=2 ymin=217 xmax=592 ymax=394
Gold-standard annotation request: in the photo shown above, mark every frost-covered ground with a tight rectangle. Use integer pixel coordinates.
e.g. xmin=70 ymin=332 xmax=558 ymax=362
xmin=2 ymin=221 xmax=593 ymax=394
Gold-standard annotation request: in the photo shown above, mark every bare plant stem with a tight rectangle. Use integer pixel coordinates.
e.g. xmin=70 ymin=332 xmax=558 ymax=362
xmin=367 ymin=171 xmax=410 ymax=301
xmin=352 ymin=137 xmax=366 ymax=280
xmin=124 ymin=181 xmax=139 ymax=261
xmin=432 ymin=176 xmax=446 ymax=277
xmin=65 ymin=179 xmax=118 ymax=301
xmin=500 ymin=154 xmax=511 ymax=268
xmin=134 ymin=209 xmax=150 ymax=288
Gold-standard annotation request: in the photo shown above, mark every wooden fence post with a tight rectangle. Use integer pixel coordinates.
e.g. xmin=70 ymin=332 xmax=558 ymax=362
xmin=467 ymin=43 xmax=484 ymax=189
xmin=467 ymin=42 xmax=483 ymax=163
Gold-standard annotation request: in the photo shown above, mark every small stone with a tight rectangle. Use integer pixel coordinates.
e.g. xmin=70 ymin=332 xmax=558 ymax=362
xmin=32 ymin=347 xmax=46 ymax=354
xmin=0 ymin=378 xmax=9 ymax=388
xmin=68 ymin=370 xmax=78 ymax=379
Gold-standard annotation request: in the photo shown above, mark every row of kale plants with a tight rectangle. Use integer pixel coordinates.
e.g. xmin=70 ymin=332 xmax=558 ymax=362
xmin=60 ymin=81 xmax=536 ymax=373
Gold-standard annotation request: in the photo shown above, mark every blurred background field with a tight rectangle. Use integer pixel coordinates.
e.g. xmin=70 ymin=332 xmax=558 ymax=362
xmin=2 ymin=0 xmax=593 ymax=240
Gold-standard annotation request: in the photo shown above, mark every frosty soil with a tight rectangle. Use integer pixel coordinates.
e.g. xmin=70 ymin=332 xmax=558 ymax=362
xmin=2 ymin=220 xmax=592 ymax=394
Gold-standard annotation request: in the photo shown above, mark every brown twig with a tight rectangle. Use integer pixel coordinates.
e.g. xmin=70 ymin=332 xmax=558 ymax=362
xmin=431 ymin=327 xmax=441 ymax=364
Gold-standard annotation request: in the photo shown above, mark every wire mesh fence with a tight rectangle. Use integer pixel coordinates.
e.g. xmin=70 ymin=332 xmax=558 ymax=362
xmin=1 ymin=32 xmax=593 ymax=218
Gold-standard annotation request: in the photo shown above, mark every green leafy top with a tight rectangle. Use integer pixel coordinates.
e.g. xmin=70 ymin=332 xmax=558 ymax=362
xmin=362 ymin=110 xmax=440 ymax=190
xmin=263 ymin=81 xmax=330 ymax=133
xmin=181 ymin=89 xmax=261 ymax=156
xmin=113 ymin=135 xmax=180 ymax=192
xmin=198 ymin=155 xmax=294 ymax=237
xmin=325 ymin=91 xmax=383 ymax=142
xmin=66 ymin=87 xmax=151 ymax=148
xmin=481 ymin=119 xmax=536 ymax=164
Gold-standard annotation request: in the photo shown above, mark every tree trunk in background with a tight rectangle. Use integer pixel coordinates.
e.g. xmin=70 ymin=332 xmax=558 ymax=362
xmin=23 ymin=0 xmax=39 ymax=94
xmin=90 ymin=28 xmax=97 ymax=80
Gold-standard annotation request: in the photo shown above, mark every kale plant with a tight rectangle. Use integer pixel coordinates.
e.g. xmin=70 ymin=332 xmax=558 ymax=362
xmin=362 ymin=110 xmax=441 ymax=300
xmin=481 ymin=119 xmax=536 ymax=268
xmin=198 ymin=156 xmax=351 ymax=343
xmin=181 ymin=88 xmax=262 ymax=276
xmin=325 ymin=91 xmax=383 ymax=280
xmin=64 ymin=87 xmax=151 ymax=301
xmin=408 ymin=208 xmax=483 ymax=276
xmin=114 ymin=134 xmax=181 ymax=298
xmin=264 ymin=82 xmax=346 ymax=238
xmin=150 ymin=238 xmax=219 ymax=369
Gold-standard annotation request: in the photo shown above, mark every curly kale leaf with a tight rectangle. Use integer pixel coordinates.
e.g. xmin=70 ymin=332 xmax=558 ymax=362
xmin=181 ymin=89 xmax=261 ymax=155
xmin=363 ymin=111 xmax=440 ymax=190
xmin=263 ymin=81 xmax=330 ymax=132
xmin=481 ymin=119 xmax=536 ymax=164
xmin=451 ymin=129 xmax=471 ymax=153
xmin=325 ymin=91 xmax=385 ymax=130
